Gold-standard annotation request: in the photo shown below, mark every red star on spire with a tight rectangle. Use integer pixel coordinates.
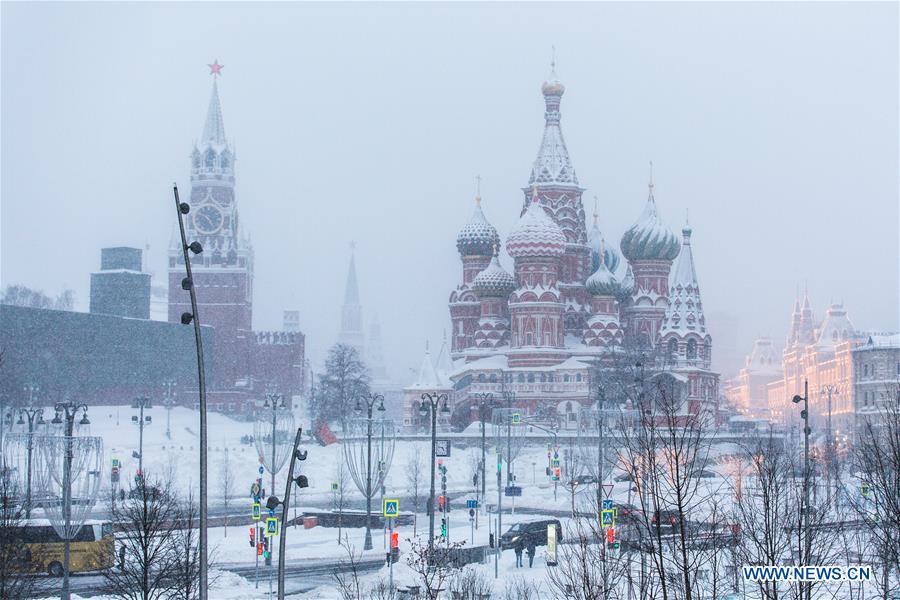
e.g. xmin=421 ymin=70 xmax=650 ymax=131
xmin=208 ymin=60 xmax=224 ymax=77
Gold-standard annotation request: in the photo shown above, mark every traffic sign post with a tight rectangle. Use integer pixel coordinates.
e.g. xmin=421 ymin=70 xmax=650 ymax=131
xmin=266 ymin=516 xmax=279 ymax=537
xmin=252 ymin=502 xmax=261 ymax=521
xmin=602 ymin=499 xmax=613 ymax=511
xmin=601 ymin=509 xmax=615 ymax=527
xmin=547 ymin=523 xmax=558 ymax=566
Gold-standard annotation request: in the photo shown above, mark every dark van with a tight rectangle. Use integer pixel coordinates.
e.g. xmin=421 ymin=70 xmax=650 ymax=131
xmin=500 ymin=519 xmax=562 ymax=549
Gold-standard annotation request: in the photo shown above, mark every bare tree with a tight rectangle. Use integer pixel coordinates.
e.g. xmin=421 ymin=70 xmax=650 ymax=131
xmin=333 ymin=534 xmax=363 ymax=600
xmin=168 ymin=489 xmax=209 ymax=600
xmin=219 ymin=447 xmax=234 ymax=537
xmin=499 ymin=576 xmax=545 ymax=600
xmin=405 ymin=446 xmax=424 ymax=536
xmin=849 ymin=385 xmax=900 ymax=600
xmin=100 ymin=476 xmax=180 ymax=600
xmin=1 ymin=284 xmax=75 ymax=311
xmin=404 ymin=537 xmax=465 ymax=600
xmin=546 ymin=516 xmax=628 ymax=600
xmin=448 ymin=565 xmax=493 ymax=600
xmin=332 ymin=459 xmax=351 ymax=544
xmin=0 ymin=471 xmax=47 ymax=599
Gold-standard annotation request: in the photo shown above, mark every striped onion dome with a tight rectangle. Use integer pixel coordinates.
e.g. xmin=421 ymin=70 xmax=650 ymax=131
xmin=586 ymin=254 xmax=619 ymax=297
xmin=620 ymin=188 xmax=679 ymax=262
xmin=506 ymin=198 xmax=566 ymax=259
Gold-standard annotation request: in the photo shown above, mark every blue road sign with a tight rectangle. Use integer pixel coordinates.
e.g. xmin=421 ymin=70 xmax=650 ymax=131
xmin=383 ymin=498 xmax=400 ymax=518
xmin=259 ymin=466 xmax=264 ymax=475
xmin=601 ymin=509 xmax=614 ymax=527
xmin=504 ymin=486 xmax=522 ymax=497
xmin=602 ymin=499 xmax=614 ymax=510
xmin=466 ymin=499 xmax=478 ymax=509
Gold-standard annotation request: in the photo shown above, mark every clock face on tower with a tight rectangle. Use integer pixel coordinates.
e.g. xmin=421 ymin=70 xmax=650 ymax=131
xmin=192 ymin=204 xmax=224 ymax=235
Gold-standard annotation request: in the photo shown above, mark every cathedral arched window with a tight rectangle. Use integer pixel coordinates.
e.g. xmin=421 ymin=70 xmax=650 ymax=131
xmin=668 ymin=338 xmax=678 ymax=358
xmin=518 ymin=373 xmax=525 ymax=383
xmin=687 ymin=339 xmax=697 ymax=360
xmin=527 ymin=373 xmax=534 ymax=383
xmin=205 ymin=149 xmax=215 ymax=169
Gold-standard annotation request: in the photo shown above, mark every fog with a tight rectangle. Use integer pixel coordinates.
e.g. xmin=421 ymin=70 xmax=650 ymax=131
xmin=2 ymin=2 xmax=897 ymax=379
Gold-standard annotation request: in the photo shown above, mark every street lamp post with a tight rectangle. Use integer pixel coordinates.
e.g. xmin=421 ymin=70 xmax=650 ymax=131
xmin=162 ymin=380 xmax=176 ymax=440
xmin=171 ymin=183 xmax=210 ymax=600
xmin=51 ymin=401 xmax=90 ymax=600
xmin=355 ymin=393 xmax=385 ymax=551
xmin=15 ymin=406 xmax=45 ymax=518
xmin=792 ymin=380 xmax=811 ymax=600
xmin=820 ymin=384 xmax=838 ymax=504
xmin=419 ymin=392 xmax=449 ymax=562
xmin=472 ymin=393 xmax=493 ymax=514
xmin=131 ymin=397 xmax=152 ymax=481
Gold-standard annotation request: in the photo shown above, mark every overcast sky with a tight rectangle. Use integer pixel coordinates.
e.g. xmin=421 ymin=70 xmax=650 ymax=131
xmin=2 ymin=2 xmax=898 ymax=379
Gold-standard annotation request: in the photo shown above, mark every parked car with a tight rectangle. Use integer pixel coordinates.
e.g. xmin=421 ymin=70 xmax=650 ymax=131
xmin=614 ymin=472 xmax=634 ymax=482
xmin=500 ymin=519 xmax=562 ymax=549
xmin=572 ymin=474 xmax=597 ymax=485
xmin=128 ymin=485 xmax=162 ymax=500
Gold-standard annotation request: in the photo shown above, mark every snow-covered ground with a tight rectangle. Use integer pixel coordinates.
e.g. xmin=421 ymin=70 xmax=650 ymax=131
xmin=21 ymin=406 xmax=745 ymax=599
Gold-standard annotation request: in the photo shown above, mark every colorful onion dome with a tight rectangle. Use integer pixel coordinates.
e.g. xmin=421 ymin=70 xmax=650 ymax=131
xmin=586 ymin=255 xmax=619 ymax=297
xmin=506 ymin=190 xmax=567 ymax=258
xmin=615 ymin=264 xmax=635 ymax=302
xmin=472 ymin=252 xmax=517 ymax=298
xmin=456 ymin=195 xmax=500 ymax=257
xmin=620 ymin=185 xmax=679 ymax=262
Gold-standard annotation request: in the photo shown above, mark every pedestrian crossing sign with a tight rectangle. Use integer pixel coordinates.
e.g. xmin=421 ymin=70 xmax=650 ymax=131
xmin=252 ymin=502 xmax=261 ymax=520
xmin=511 ymin=413 xmax=521 ymax=424
xmin=383 ymin=498 xmax=400 ymax=518
xmin=601 ymin=509 xmax=615 ymax=527
xmin=266 ymin=517 xmax=278 ymax=537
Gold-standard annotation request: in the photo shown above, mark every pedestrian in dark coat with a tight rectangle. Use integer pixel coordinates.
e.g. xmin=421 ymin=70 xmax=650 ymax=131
xmin=514 ymin=540 xmax=524 ymax=567
xmin=526 ymin=539 xmax=536 ymax=567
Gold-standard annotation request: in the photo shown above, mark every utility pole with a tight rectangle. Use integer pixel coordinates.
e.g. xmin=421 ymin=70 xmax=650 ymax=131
xmin=172 ymin=183 xmax=210 ymax=600
xmin=473 ymin=392 xmax=493 ymax=525
xmin=792 ymin=380 xmax=811 ymax=600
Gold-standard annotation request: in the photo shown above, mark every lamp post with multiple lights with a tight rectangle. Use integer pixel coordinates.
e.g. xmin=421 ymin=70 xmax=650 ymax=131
xmin=419 ymin=392 xmax=449 ymax=562
xmin=15 ymin=406 xmax=45 ymax=518
xmin=792 ymin=380 xmax=811 ymax=600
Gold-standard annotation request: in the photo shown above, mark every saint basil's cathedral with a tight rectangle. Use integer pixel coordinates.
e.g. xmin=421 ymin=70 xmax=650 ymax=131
xmin=404 ymin=67 xmax=719 ymax=430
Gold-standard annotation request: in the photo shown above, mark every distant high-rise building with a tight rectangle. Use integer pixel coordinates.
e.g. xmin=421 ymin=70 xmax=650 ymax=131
xmin=90 ymin=247 xmax=151 ymax=319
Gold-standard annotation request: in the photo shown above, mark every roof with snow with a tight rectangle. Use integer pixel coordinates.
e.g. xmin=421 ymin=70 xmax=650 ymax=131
xmin=456 ymin=196 xmax=501 ymax=257
xmin=814 ymin=304 xmax=855 ymax=350
xmin=507 ymin=193 xmax=567 ymax=258
xmin=661 ymin=225 xmax=706 ymax=337
xmin=527 ymin=69 xmax=579 ymax=188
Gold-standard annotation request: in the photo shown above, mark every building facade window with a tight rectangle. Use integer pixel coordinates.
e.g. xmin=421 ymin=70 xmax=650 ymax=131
xmin=687 ymin=339 xmax=698 ymax=360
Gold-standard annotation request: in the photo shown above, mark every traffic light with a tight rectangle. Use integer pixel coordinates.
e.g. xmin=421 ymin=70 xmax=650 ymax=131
xmin=440 ymin=518 xmax=447 ymax=538
xmin=438 ymin=495 xmax=445 ymax=511
xmin=249 ymin=527 xmax=255 ymax=547
xmin=489 ymin=533 xmax=495 ymax=548
xmin=391 ymin=532 xmax=399 ymax=549
xmin=607 ymin=528 xmax=615 ymax=544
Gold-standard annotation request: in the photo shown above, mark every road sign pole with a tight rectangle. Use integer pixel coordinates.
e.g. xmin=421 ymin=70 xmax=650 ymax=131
xmin=388 ymin=517 xmax=394 ymax=591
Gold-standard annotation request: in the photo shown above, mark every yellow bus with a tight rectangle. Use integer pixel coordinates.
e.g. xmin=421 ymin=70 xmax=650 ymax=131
xmin=6 ymin=519 xmax=115 ymax=576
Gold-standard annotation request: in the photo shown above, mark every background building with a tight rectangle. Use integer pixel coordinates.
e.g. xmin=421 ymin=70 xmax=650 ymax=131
xmin=724 ymin=336 xmax=782 ymax=419
xmin=89 ymin=247 xmax=151 ymax=320
xmin=852 ymin=333 xmax=900 ymax=429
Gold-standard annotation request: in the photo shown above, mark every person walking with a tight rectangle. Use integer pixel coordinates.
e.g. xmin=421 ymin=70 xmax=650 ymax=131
xmin=514 ymin=540 xmax=524 ymax=568
xmin=526 ymin=538 xmax=536 ymax=568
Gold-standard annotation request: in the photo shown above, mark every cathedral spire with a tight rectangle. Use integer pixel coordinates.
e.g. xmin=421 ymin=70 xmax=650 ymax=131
xmin=528 ymin=54 xmax=578 ymax=188
xmin=344 ymin=243 xmax=360 ymax=305
xmin=339 ymin=243 xmax=365 ymax=354
xmin=201 ymin=74 xmax=227 ymax=148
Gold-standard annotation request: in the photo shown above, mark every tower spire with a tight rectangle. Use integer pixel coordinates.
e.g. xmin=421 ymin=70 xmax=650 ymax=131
xmin=201 ymin=64 xmax=227 ymax=148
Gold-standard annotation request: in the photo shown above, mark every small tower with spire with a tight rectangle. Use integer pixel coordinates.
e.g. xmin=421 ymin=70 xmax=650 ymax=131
xmin=619 ymin=164 xmax=680 ymax=348
xmin=450 ymin=180 xmax=499 ymax=354
xmin=339 ymin=242 xmax=365 ymax=355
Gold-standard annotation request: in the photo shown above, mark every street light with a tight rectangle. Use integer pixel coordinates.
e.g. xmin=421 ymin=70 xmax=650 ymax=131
xmin=792 ymin=380 xmax=811 ymax=600
xmin=354 ymin=393 xmax=385 ymax=551
xmin=14 ymin=407 xmax=44 ymax=518
xmin=471 ymin=393 xmax=494 ymax=511
xmin=131 ymin=397 xmax=152 ymax=484
xmin=162 ymin=380 xmax=176 ymax=440
xmin=171 ymin=183 xmax=210 ymax=600
xmin=419 ymin=392 xmax=449 ymax=562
